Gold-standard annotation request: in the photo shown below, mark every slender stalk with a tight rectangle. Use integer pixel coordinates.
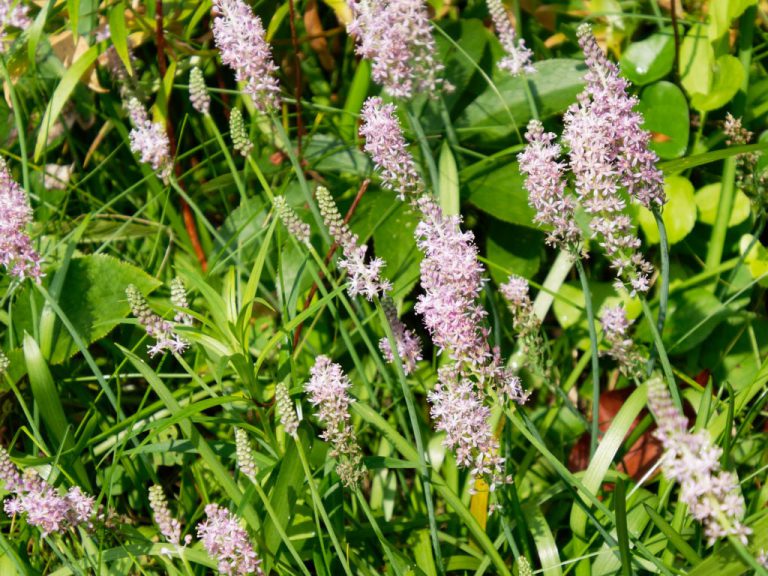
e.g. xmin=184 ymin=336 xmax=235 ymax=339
xmin=354 ymin=489 xmax=403 ymax=574
xmin=376 ymin=299 xmax=443 ymax=574
xmin=294 ymin=439 xmax=354 ymax=576
xmin=575 ymin=258 xmax=601 ymax=457
xmin=405 ymin=108 xmax=440 ymax=195
xmin=640 ymin=298 xmax=682 ymax=411
xmin=647 ymin=208 xmax=670 ymax=374
xmin=0 ymin=58 xmax=29 ymax=191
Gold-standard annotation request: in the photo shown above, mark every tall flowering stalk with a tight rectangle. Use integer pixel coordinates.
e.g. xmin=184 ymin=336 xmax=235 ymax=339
xmin=229 ymin=108 xmax=254 ymax=157
xmin=0 ymin=0 xmax=30 ymax=48
xmin=305 ymin=355 xmax=364 ymax=488
xmin=197 ymin=504 xmax=263 ymax=576
xmin=600 ymin=306 xmax=643 ymax=377
xmin=519 ymin=25 xmax=665 ymax=295
xmin=273 ymin=196 xmax=311 ymax=245
xmin=378 ymin=297 xmax=422 ymax=375
xmin=126 ymin=285 xmax=188 ymax=356
xmin=275 ymin=382 xmax=300 ymax=438
xmin=414 ymin=197 xmax=527 ymax=489
xmin=316 ymin=186 xmax=391 ymax=300
xmin=170 ymin=277 xmax=193 ymax=327
xmin=647 ymin=378 xmax=751 ymax=545
xmin=486 ymin=0 xmax=534 ymax=76
xmin=189 ymin=67 xmax=210 ymax=115
xmin=500 ymin=275 xmax=549 ymax=377
xmin=235 ymin=428 xmax=258 ymax=483
xmin=126 ymin=98 xmax=172 ymax=183
xmin=0 ymin=445 xmax=96 ymax=537
xmin=212 ymin=0 xmax=280 ymax=112
xmin=724 ymin=113 xmax=767 ymax=202
xmin=0 ymin=157 xmax=42 ymax=282
xmin=347 ymin=0 xmax=449 ymax=99
xmin=359 ymin=97 xmax=423 ymax=200
xmin=148 ymin=485 xmax=190 ymax=546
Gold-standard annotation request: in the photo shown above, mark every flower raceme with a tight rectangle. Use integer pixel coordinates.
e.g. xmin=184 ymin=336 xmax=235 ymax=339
xmin=647 ymin=378 xmax=751 ymax=546
xmin=126 ymin=284 xmax=188 ymax=356
xmin=316 ymin=186 xmax=391 ymax=300
xmin=359 ymin=97 xmax=423 ymax=200
xmin=0 ymin=157 xmax=42 ymax=282
xmin=348 ymin=0 xmax=450 ymax=99
xmin=486 ymin=0 xmax=534 ymax=76
xmin=197 ymin=504 xmax=264 ymax=576
xmin=305 ymin=355 xmax=364 ymax=487
xmin=519 ymin=25 xmax=665 ymax=295
xmin=126 ymin=98 xmax=173 ymax=183
xmin=0 ymin=445 xmax=96 ymax=537
xmin=212 ymin=0 xmax=280 ymax=113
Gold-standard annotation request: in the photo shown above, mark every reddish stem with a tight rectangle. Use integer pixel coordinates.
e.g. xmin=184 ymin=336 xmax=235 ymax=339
xmin=286 ymin=0 xmax=305 ymax=159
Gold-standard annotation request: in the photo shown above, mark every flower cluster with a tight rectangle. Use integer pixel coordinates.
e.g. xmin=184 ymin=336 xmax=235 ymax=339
xmin=229 ymin=108 xmax=254 ymax=157
xmin=197 ymin=504 xmax=264 ymax=576
xmin=305 ymin=355 xmax=364 ymax=487
xmin=724 ymin=113 xmax=766 ymax=201
xmin=600 ymin=306 xmax=644 ymax=377
xmin=275 ymin=382 xmax=300 ymax=438
xmin=0 ymin=0 xmax=30 ymax=49
xmin=212 ymin=0 xmax=280 ymax=112
xmin=316 ymin=186 xmax=391 ymax=300
xmin=235 ymin=428 xmax=258 ymax=483
xmin=359 ymin=97 xmax=423 ymax=200
xmin=519 ymin=25 xmax=664 ymax=295
xmin=148 ymin=485 xmax=191 ymax=546
xmin=170 ymin=277 xmax=194 ymax=326
xmin=517 ymin=121 xmax=582 ymax=250
xmin=0 ymin=445 xmax=96 ymax=537
xmin=486 ymin=0 xmax=534 ymax=76
xmin=0 ymin=350 xmax=8 ymax=376
xmin=0 ymin=158 xmax=42 ymax=282
xmin=378 ymin=297 xmax=422 ymax=374
xmin=126 ymin=284 xmax=188 ymax=356
xmin=273 ymin=196 xmax=311 ymax=245
xmin=189 ymin=67 xmax=210 ymax=115
xmin=647 ymin=378 xmax=751 ymax=545
xmin=414 ymin=197 xmax=527 ymax=489
xmin=126 ymin=98 xmax=173 ymax=183
xmin=348 ymin=0 xmax=449 ymax=99
xmin=500 ymin=275 xmax=549 ymax=376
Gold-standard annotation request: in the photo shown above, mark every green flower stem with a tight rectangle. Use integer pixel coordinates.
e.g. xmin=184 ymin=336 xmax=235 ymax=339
xmin=294 ymin=438 xmax=354 ymax=576
xmin=376 ymin=299 xmax=443 ymax=574
xmin=354 ymin=488 xmax=404 ymax=574
xmin=405 ymin=108 xmax=440 ymax=196
xmin=0 ymin=57 xmax=29 ymax=192
xmin=640 ymin=298 xmax=682 ymax=411
xmin=248 ymin=475 xmax=313 ymax=576
xmin=203 ymin=115 xmax=247 ymax=203
xmin=575 ymin=258 xmax=601 ymax=457
xmin=648 ymin=208 xmax=670 ymax=374
xmin=704 ymin=156 xmax=737 ymax=285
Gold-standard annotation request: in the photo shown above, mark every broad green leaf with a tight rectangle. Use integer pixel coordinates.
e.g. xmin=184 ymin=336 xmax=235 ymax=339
xmin=570 ymin=385 xmax=648 ymax=538
xmin=454 ymin=59 xmax=585 ymax=146
xmin=13 ymin=256 xmax=161 ymax=364
xmin=695 ymin=182 xmax=751 ymax=226
xmin=740 ymin=234 xmax=768 ymax=287
xmin=34 ymin=45 xmax=100 ymax=161
xmin=23 ymin=334 xmax=91 ymax=489
xmin=438 ymin=141 xmax=459 ymax=216
xmin=637 ymin=81 xmax=689 ymax=159
xmin=485 ymin=218 xmax=542 ymax=285
xmin=465 ymin=161 xmax=537 ymax=227
xmin=372 ymin=195 xmax=423 ymax=296
xmin=108 ymin=3 xmax=132 ymax=75
xmin=620 ymin=31 xmax=675 ymax=86
xmin=663 ymin=288 xmax=731 ymax=353
xmin=679 ymin=24 xmax=712 ymax=98
xmin=339 ymin=59 xmax=371 ymax=142
xmin=690 ymin=55 xmax=745 ymax=112
xmin=708 ymin=0 xmax=757 ymax=41
xmin=637 ymin=176 xmax=696 ymax=244
xmin=263 ymin=442 xmax=303 ymax=555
